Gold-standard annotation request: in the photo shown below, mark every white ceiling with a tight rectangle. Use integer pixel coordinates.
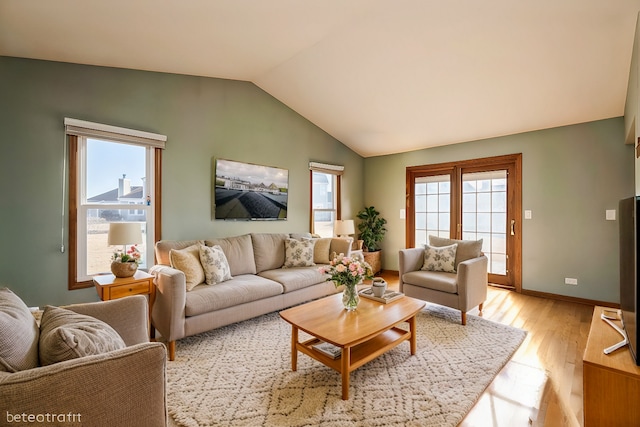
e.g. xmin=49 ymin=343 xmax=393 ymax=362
xmin=1 ymin=0 xmax=639 ymax=157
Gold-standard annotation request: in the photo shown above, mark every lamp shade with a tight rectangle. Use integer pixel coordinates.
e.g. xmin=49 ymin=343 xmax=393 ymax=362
xmin=108 ymin=222 xmax=143 ymax=246
xmin=334 ymin=219 xmax=355 ymax=237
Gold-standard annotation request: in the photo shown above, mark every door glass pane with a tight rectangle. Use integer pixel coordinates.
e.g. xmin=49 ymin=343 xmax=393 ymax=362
xmin=462 ymin=170 xmax=507 ymax=275
xmin=415 ymin=175 xmax=451 ymax=245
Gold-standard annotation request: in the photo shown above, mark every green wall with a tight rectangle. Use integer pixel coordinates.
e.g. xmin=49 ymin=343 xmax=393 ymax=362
xmin=0 ymin=56 xmax=632 ymax=307
xmin=0 ymin=57 xmax=364 ymax=307
xmin=365 ymin=118 xmax=633 ymax=303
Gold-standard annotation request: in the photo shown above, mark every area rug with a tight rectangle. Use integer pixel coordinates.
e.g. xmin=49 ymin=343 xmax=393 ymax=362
xmin=166 ymin=304 xmax=527 ymax=427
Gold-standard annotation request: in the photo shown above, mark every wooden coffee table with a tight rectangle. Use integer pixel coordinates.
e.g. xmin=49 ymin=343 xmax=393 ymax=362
xmin=279 ymin=292 xmax=426 ymax=399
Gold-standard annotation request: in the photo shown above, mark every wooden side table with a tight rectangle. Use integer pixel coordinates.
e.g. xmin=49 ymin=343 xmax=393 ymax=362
xmin=93 ymin=270 xmax=155 ymax=338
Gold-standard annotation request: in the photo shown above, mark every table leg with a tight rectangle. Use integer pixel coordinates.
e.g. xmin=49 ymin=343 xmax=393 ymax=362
xmin=409 ymin=315 xmax=417 ymax=355
xmin=341 ymin=347 xmax=350 ymax=400
xmin=291 ymin=326 xmax=298 ymax=371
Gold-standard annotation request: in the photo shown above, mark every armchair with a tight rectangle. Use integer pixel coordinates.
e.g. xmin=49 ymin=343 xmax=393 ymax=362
xmin=0 ymin=295 xmax=167 ymax=427
xmin=399 ymin=238 xmax=488 ymax=325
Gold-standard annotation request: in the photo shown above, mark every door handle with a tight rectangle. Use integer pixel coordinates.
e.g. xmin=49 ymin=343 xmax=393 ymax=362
xmin=510 ymin=219 xmax=516 ymax=236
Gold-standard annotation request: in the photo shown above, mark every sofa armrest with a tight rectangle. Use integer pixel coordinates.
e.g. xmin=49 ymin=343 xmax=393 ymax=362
xmin=456 ymin=255 xmax=489 ymax=311
xmin=149 ymin=265 xmax=187 ymax=342
xmin=0 ymin=343 xmax=167 ymax=427
xmin=63 ymin=295 xmax=150 ymax=346
xmin=398 ymin=248 xmax=425 ymax=292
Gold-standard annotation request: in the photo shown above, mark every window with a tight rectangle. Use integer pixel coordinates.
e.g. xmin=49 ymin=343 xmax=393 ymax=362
xmin=66 ymin=119 xmax=165 ymax=290
xmin=309 ymin=162 xmax=343 ymax=237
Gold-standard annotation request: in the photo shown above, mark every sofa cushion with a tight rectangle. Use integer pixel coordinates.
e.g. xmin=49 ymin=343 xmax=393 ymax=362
xmin=429 ymin=235 xmax=483 ymax=268
xmin=170 ymin=244 xmax=205 ymax=291
xmin=313 ymin=238 xmax=332 ymax=264
xmin=199 ymin=245 xmax=233 ymax=285
xmin=421 ymin=244 xmax=458 ymax=273
xmin=402 ymin=270 xmax=458 ymax=294
xmin=0 ymin=288 xmax=39 ymax=372
xmin=283 ymin=238 xmax=315 ymax=268
xmin=259 ymin=267 xmax=327 ymax=293
xmin=185 ymin=275 xmax=283 ymax=316
xmin=251 ymin=233 xmax=288 ymax=273
xmin=155 ymin=239 xmax=204 ymax=266
xmin=206 ymin=234 xmax=257 ymax=276
xmin=290 ymin=232 xmax=313 ymax=240
xmin=39 ymin=305 xmax=126 ymax=366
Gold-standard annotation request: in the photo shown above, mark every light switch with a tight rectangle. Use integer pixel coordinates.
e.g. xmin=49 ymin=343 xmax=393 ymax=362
xmin=400 ymin=209 xmax=406 ymax=219
xmin=606 ymin=210 xmax=616 ymax=221
xmin=524 ymin=210 xmax=532 ymax=219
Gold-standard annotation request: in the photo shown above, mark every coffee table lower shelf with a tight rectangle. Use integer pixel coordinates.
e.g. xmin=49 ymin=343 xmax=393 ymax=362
xmin=292 ymin=326 xmax=413 ymax=399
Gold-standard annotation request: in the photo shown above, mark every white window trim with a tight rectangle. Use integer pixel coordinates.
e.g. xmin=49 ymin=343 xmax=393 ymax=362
xmin=76 ymin=136 xmax=156 ymax=281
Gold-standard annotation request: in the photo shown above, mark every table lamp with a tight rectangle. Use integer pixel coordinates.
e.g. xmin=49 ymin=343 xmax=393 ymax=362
xmin=334 ymin=219 xmax=355 ymax=239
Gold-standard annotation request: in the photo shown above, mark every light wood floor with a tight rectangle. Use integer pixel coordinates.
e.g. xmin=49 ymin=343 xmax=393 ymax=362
xmin=380 ymin=271 xmax=594 ymax=427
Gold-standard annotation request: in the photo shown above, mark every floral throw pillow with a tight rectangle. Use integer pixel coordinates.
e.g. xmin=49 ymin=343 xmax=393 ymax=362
xmin=199 ymin=245 xmax=233 ymax=285
xmin=421 ymin=243 xmax=458 ymax=273
xmin=283 ymin=238 xmax=315 ymax=268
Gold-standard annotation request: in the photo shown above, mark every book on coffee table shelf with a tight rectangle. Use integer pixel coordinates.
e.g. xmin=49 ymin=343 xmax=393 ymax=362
xmin=359 ymin=288 xmax=405 ymax=304
xmin=312 ymin=341 xmax=342 ymax=359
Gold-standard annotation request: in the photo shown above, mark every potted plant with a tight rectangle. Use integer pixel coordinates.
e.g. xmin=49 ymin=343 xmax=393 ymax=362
xmin=111 ymin=245 xmax=142 ymax=278
xmin=356 ymin=206 xmax=387 ymax=274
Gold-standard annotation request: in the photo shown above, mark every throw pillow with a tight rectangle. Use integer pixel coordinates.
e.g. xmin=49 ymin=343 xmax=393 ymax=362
xmin=170 ymin=244 xmax=205 ymax=291
xmin=313 ymin=237 xmax=332 ymax=264
xmin=38 ymin=305 xmax=126 ymax=366
xmin=199 ymin=245 xmax=233 ymax=285
xmin=421 ymin=244 xmax=458 ymax=273
xmin=0 ymin=288 xmax=39 ymax=372
xmin=283 ymin=238 xmax=316 ymax=268
xmin=429 ymin=235 xmax=483 ymax=268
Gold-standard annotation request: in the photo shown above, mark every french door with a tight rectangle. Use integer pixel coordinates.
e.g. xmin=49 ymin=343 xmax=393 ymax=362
xmin=406 ymin=154 xmax=522 ymax=291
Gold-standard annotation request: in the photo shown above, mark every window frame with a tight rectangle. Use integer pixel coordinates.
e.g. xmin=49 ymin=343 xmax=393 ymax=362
xmin=67 ymin=135 xmax=163 ymax=290
xmin=309 ymin=162 xmax=344 ymax=236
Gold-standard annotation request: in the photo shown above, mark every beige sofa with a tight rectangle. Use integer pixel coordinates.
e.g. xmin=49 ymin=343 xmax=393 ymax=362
xmin=150 ymin=233 xmax=351 ymax=360
xmin=0 ymin=292 xmax=167 ymax=427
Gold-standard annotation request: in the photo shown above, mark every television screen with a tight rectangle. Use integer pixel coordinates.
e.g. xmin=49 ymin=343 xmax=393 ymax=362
xmin=213 ymin=158 xmax=288 ymax=220
xmin=619 ymin=196 xmax=639 ymax=365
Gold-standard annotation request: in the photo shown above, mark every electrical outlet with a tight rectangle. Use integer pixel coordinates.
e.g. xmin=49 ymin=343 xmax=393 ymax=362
xmin=564 ymin=278 xmax=578 ymax=285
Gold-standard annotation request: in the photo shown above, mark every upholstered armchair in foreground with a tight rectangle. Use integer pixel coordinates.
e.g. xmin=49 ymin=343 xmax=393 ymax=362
xmin=0 ymin=292 xmax=167 ymax=427
xmin=399 ymin=236 xmax=488 ymax=325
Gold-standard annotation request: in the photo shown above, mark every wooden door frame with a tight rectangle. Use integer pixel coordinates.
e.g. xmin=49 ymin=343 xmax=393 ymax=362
xmin=406 ymin=153 xmax=522 ymax=292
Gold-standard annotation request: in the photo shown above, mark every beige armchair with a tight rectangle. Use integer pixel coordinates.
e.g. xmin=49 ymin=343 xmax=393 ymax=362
xmin=399 ymin=237 xmax=488 ymax=325
xmin=0 ymin=295 xmax=167 ymax=427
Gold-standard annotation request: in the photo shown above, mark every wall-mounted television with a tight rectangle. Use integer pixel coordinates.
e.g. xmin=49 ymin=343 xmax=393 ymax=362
xmin=213 ymin=158 xmax=288 ymax=220
xmin=619 ymin=196 xmax=640 ymax=365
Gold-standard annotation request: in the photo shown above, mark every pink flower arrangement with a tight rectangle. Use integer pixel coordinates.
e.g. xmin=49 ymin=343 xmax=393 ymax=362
xmin=318 ymin=253 xmax=373 ymax=289
xmin=112 ymin=245 xmax=142 ymax=264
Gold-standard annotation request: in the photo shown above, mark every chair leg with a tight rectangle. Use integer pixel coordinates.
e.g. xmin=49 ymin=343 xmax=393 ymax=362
xmin=478 ymin=302 xmax=484 ymax=313
xmin=167 ymin=341 xmax=176 ymax=361
xmin=461 ymin=311 xmax=467 ymax=325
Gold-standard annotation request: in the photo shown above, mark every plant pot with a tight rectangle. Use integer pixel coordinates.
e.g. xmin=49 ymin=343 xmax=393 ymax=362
xmin=111 ymin=261 xmax=138 ymax=278
xmin=363 ymin=250 xmax=381 ymax=275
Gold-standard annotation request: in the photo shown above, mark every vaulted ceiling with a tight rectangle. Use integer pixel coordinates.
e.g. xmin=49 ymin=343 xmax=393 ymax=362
xmin=1 ymin=0 xmax=639 ymax=157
